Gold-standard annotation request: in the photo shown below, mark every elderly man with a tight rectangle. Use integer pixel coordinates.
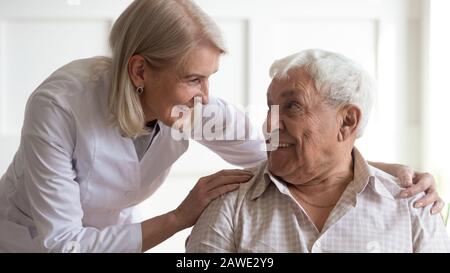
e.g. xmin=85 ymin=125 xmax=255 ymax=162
xmin=186 ymin=49 xmax=450 ymax=253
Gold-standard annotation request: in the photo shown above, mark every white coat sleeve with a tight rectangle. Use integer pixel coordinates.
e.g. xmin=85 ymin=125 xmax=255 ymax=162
xmin=21 ymin=93 xmax=142 ymax=253
xmin=195 ymin=97 xmax=267 ymax=168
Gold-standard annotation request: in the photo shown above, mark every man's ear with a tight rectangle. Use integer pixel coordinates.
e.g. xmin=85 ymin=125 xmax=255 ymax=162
xmin=338 ymin=105 xmax=361 ymax=142
xmin=128 ymin=55 xmax=146 ymax=88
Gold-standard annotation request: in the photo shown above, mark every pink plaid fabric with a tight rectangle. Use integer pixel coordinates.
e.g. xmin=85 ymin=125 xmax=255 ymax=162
xmin=187 ymin=148 xmax=450 ymax=253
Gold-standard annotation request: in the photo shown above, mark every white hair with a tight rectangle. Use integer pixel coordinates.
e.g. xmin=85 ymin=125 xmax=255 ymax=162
xmin=108 ymin=0 xmax=226 ymax=138
xmin=269 ymin=49 xmax=375 ymax=138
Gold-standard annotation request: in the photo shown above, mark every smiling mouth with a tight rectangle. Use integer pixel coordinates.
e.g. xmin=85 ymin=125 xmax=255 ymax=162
xmin=277 ymin=143 xmax=294 ymax=148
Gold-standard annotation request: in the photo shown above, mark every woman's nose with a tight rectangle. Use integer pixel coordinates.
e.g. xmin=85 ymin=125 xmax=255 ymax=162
xmin=201 ymin=82 xmax=209 ymax=105
xmin=201 ymin=92 xmax=209 ymax=105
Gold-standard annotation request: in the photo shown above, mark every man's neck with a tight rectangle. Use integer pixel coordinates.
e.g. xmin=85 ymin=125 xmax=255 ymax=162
xmin=289 ymin=154 xmax=354 ymax=196
xmin=286 ymin=153 xmax=354 ymax=232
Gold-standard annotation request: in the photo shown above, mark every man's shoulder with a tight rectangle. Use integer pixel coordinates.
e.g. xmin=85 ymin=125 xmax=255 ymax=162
xmin=210 ymin=161 xmax=268 ymax=209
xmin=369 ymin=165 xmax=401 ymax=190
xmin=242 ymin=160 xmax=268 ymax=189
xmin=368 ymin=165 xmax=426 ymax=203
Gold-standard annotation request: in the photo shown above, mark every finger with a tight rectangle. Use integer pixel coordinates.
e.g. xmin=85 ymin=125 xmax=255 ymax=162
xmin=399 ymin=181 xmax=430 ymax=198
xmin=202 ymin=169 xmax=253 ymax=182
xmin=398 ymin=171 xmax=414 ymax=188
xmin=195 ymin=172 xmax=252 ymax=193
xmin=412 ymin=172 xmax=435 ymax=187
xmin=215 ymin=169 xmax=254 ymax=177
xmin=413 ymin=188 xmax=437 ymax=208
xmin=431 ymin=199 xmax=445 ymax=215
xmin=207 ymin=183 xmax=241 ymax=202
xmin=206 ymin=175 xmax=253 ymax=192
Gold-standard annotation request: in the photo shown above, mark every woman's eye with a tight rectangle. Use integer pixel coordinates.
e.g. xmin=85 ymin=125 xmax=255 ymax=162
xmin=189 ymin=78 xmax=201 ymax=85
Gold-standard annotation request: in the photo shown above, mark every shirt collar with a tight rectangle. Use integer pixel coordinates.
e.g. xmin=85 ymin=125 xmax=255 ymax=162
xmin=249 ymin=147 xmax=395 ymax=201
xmin=352 ymin=148 xmax=395 ymax=200
xmin=249 ymin=163 xmax=299 ymax=201
xmin=249 ymin=162 xmax=272 ymax=200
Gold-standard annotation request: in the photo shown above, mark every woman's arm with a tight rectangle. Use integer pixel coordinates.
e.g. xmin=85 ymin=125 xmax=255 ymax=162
xmin=140 ymin=169 xmax=253 ymax=251
xmin=368 ymin=161 xmax=444 ymax=214
xmin=140 ymin=211 xmax=180 ymax=252
xmin=195 ymin=97 xmax=267 ymax=168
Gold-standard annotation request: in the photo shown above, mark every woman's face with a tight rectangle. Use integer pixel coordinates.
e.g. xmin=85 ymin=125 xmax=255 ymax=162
xmin=140 ymin=43 xmax=221 ymax=127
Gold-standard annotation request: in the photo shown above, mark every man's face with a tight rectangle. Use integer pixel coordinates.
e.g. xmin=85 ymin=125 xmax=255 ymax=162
xmin=265 ymin=68 xmax=342 ymax=184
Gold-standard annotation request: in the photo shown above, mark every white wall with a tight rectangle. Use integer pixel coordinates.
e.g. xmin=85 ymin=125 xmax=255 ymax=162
xmin=0 ymin=0 xmax=133 ymax=171
xmin=424 ymin=0 xmax=450 ymax=227
xmin=0 ymin=0 xmax=440 ymax=252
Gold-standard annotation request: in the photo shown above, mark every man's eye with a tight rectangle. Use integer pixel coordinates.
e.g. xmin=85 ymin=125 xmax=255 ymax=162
xmin=287 ymin=101 xmax=301 ymax=110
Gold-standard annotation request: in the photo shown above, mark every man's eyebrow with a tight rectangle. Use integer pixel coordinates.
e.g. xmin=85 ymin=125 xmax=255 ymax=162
xmin=280 ymin=90 xmax=299 ymax=98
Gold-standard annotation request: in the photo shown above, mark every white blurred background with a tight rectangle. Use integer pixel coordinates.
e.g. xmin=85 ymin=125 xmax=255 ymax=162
xmin=0 ymin=0 xmax=449 ymax=252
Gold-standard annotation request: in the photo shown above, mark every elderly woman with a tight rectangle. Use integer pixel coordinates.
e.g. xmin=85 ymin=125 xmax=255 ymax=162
xmin=186 ymin=49 xmax=450 ymax=253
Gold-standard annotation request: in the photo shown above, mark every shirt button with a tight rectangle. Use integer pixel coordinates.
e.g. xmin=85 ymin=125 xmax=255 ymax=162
xmin=316 ymin=240 xmax=321 ymax=248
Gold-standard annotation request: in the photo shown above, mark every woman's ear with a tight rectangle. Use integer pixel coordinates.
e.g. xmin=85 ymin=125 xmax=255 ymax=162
xmin=338 ymin=105 xmax=361 ymax=142
xmin=128 ymin=55 xmax=146 ymax=88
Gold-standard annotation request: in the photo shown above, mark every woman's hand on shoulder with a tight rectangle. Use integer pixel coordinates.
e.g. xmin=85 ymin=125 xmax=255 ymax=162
xmin=172 ymin=169 xmax=254 ymax=230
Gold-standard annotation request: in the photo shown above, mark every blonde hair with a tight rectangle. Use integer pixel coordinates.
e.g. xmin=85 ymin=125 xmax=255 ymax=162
xmin=109 ymin=0 xmax=226 ymax=138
